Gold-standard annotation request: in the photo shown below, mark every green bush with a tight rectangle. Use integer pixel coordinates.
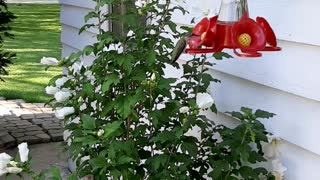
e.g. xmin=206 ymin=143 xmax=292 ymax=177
xmin=0 ymin=0 xmax=16 ymax=81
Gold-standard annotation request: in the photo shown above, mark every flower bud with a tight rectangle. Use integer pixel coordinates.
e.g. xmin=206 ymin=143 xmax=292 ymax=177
xmin=179 ymin=106 xmax=190 ymax=113
xmin=97 ymin=129 xmax=104 ymax=137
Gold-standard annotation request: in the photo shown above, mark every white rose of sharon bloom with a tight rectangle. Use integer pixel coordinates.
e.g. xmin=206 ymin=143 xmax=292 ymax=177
xmin=45 ymin=86 xmax=59 ymax=95
xmin=55 ymin=77 xmax=70 ymax=88
xmin=272 ymin=159 xmax=287 ymax=176
xmin=91 ymin=100 xmax=97 ymax=110
xmin=179 ymin=106 xmax=190 ymax=113
xmin=0 ymin=169 xmax=8 ymax=176
xmin=135 ymin=0 xmax=147 ymax=8
xmin=40 ymin=57 xmax=59 ymax=66
xmin=55 ymin=107 xmax=75 ymax=119
xmin=9 ymin=161 xmax=18 ymax=167
xmin=6 ymin=167 xmax=22 ymax=174
xmin=54 ymin=90 xmax=72 ymax=102
xmin=196 ymin=92 xmax=214 ymax=109
xmin=0 ymin=153 xmax=12 ymax=169
xmin=80 ymin=103 xmax=87 ymax=111
xmin=18 ymin=143 xmax=29 ymax=163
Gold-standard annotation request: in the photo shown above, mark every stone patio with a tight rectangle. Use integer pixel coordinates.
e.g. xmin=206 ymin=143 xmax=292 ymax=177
xmin=0 ymin=99 xmax=63 ymax=150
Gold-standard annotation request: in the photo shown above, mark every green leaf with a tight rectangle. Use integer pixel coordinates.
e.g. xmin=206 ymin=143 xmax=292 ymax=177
xmin=89 ymin=157 xmax=108 ymax=171
xmin=213 ymin=52 xmax=233 ymax=60
xmin=82 ymin=114 xmax=96 ymax=130
xmin=255 ymin=109 xmax=276 ymax=119
xmin=102 ymin=74 xmax=120 ymax=93
xmin=118 ymin=54 xmax=133 ymax=74
xmin=48 ymin=167 xmax=62 ymax=180
xmin=146 ymin=51 xmax=156 ymax=66
xmin=118 ymin=156 xmax=134 ymax=165
xmin=114 ymin=95 xmax=133 ymax=119
xmin=181 ymin=141 xmax=198 ymax=157
xmin=241 ymin=107 xmax=253 ymax=115
xmin=104 ymin=121 xmax=122 ymax=138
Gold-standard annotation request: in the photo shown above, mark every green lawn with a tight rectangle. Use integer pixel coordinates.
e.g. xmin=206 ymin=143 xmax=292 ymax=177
xmin=0 ymin=4 xmax=61 ymax=103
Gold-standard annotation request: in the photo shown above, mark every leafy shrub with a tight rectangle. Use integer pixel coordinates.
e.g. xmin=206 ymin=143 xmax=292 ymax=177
xmin=0 ymin=0 xmax=16 ymax=81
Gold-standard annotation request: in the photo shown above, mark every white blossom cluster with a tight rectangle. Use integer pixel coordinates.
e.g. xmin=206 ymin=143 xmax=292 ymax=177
xmin=262 ymin=135 xmax=287 ymax=180
xmin=0 ymin=143 xmax=29 ymax=176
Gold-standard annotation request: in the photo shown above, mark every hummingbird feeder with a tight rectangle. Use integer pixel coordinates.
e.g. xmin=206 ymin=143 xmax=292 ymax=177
xmin=186 ymin=0 xmax=281 ymax=58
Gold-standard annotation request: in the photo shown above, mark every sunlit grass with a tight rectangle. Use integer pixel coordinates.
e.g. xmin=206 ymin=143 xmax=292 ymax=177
xmin=0 ymin=4 xmax=61 ymax=103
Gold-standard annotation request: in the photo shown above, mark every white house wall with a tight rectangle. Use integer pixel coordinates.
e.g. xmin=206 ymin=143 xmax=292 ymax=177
xmin=170 ymin=0 xmax=320 ymax=179
xmin=60 ymin=0 xmax=320 ymax=179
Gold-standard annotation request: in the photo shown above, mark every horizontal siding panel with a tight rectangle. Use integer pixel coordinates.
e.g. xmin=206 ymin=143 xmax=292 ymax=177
xmin=206 ymin=69 xmax=320 ymax=156
xmin=209 ymin=40 xmax=320 ymax=102
xmin=278 ymin=140 xmax=320 ymax=180
xmin=206 ymin=112 xmax=320 ymax=180
xmin=61 ymin=25 xmax=97 ymax=52
xmin=172 ymin=0 xmax=320 ymax=46
xmin=60 ymin=5 xmax=99 ymax=34
xmin=59 ymin=0 xmax=95 ymax=9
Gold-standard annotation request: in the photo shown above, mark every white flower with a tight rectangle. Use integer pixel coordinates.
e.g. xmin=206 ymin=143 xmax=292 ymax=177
xmin=80 ymin=103 xmax=87 ymax=111
xmin=151 ymin=73 xmax=156 ymax=81
xmin=55 ymin=77 xmax=70 ymax=88
xmin=187 ymin=0 xmax=219 ymax=20
xmin=0 ymin=169 xmax=8 ymax=176
xmin=196 ymin=93 xmax=214 ymax=109
xmin=179 ymin=106 xmax=190 ymax=113
xmin=45 ymin=86 xmax=59 ymax=95
xmin=267 ymin=134 xmax=281 ymax=143
xmin=69 ymin=61 xmax=83 ymax=75
xmin=97 ymin=129 xmax=104 ymax=137
xmin=0 ymin=153 xmax=12 ymax=169
xmin=95 ymin=85 xmax=102 ymax=93
xmin=18 ymin=143 xmax=29 ymax=163
xmin=91 ymin=100 xmax=97 ymax=110
xmin=40 ymin=57 xmax=59 ymax=66
xmin=84 ymin=71 xmax=95 ymax=82
xmin=55 ymin=107 xmax=75 ymax=119
xmin=54 ymin=90 xmax=72 ymax=102
xmin=135 ymin=0 xmax=147 ymax=8
xmin=9 ymin=161 xmax=18 ymax=167
xmin=272 ymin=159 xmax=287 ymax=179
xmin=6 ymin=167 xmax=22 ymax=174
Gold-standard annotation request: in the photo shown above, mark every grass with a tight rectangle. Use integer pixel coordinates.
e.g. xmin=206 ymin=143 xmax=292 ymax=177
xmin=0 ymin=4 xmax=61 ymax=103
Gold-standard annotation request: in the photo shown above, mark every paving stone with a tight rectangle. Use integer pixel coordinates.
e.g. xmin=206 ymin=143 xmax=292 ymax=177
xmin=21 ymin=114 xmax=35 ymax=120
xmin=5 ymin=126 xmax=18 ymax=131
xmin=17 ymin=136 xmax=41 ymax=144
xmin=11 ymin=132 xmax=24 ymax=138
xmin=35 ymin=133 xmax=51 ymax=142
xmin=10 ymin=129 xmax=25 ymax=133
xmin=11 ymin=99 xmax=25 ymax=103
xmin=25 ymin=131 xmax=44 ymax=136
xmin=31 ymin=119 xmax=45 ymax=124
xmin=43 ymin=125 xmax=62 ymax=130
xmin=0 ymin=100 xmax=65 ymax=147
xmin=36 ymin=113 xmax=54 ymax=118
xmin=0 ymin=131 xmax=9 ymax=137
xmin=1 ymin=134 xmax=15 ymax=143
xmin=27 ymin=126 xmax=43 ymax=131
xmin=16 ymin=123 xmax=33 ymax=127
xmin=4 ymin=116 xmax=20 ymax=121
xmin=49 ymin=132 xmax=63 ymax=142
